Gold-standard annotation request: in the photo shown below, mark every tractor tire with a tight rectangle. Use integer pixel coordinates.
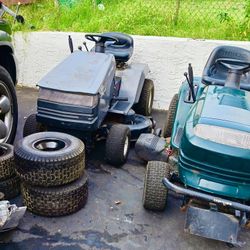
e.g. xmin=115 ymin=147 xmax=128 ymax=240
xmin=142 ymin=161 xmax=170 ymax=211
xmin=163 ymin=94 xmax=178 ymax=138
xmin=15 ymin=132 xmax=85 ymax=187
xmin=0 ymin=66 xmax=18 ymax=144
xmin=21 ymin=173 xmax=88 ymax=217
xmin=23 ymin=113 xmax=45 ymax=137
xmin=105 ymin=124 xmax=131 ymax=167
xmin=0 ymin=175 xmax=20 ymax=199
xmin=134 ymin=79 xmax=154 ymax=116
xmin=0 ymin=143 xmax=15 ymax=180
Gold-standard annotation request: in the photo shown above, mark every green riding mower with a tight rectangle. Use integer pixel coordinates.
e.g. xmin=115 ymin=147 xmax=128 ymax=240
xmin=137 ymin=45 xmax=250 ymax=246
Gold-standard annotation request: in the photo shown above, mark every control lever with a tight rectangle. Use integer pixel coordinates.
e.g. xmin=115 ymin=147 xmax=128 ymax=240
xmin=83 ymin=41 xmax=89 ymax=52
xmin=68 ymin=35 xmax=74 ymax=53
xmin=184 ymin=73 xmax=196 ymax=102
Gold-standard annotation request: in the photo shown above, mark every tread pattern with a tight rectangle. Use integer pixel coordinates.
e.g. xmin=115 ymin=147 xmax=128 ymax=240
xmin=163 ymin=94 xmax=178 ymax=138
xmin=21 ymin=173 xmax=88 ymax=217
xmin=134 ymin=79 xmax=154 ymax=116
xmin=143 ymin=161 xmax=170 ymax=211
xmin=0 ymin=175 xmax=20 ymax=199
xmin=23 ymin=114 xmax=45 ymax=137
xmin=15 ymin=132 xmax=85 ymax=186
xmin=105 ymin=125 xmax=131 ymax=167
xmin=0 ymin=143 xmax=15 ymax=180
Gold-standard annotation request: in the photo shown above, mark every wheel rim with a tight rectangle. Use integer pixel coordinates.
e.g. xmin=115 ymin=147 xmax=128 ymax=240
xmin=123 ymin=136 xmax=129 ymax=157
xmin=0 ymin=81 xmax=13 ymax=143
xmin=148 ymin=89 xmax=153 ymax=114
xmin=33 ymin=138 xmax=66 ymax=152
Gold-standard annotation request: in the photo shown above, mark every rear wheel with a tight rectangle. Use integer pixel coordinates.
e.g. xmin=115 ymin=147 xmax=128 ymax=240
xmin=105 ymin=124 xmax=131 ymax=167
xmin=134 ymin=79 xmax=154 ymax=116
xmin=23 ymin=113 xmax=45 ymax=137
xmin=163 ymin=94 xmax=178 ymax=138
xmin=143 ymin=161 xmax=170 ymax=211
xmin=0 ymin=66 xmax=18 ymax=144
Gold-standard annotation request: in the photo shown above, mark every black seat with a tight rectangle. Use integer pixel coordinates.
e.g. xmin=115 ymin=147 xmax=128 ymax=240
xmin=102 ymin=32 xmax=134 ymax=63
xmin=202 ymin=46 xmax=250 ymax=90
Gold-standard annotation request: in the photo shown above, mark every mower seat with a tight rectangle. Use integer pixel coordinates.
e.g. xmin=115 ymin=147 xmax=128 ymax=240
xmin=102 ymin=32 xmax=134 ymax=63
xmin=202 ymin=46 xmax=250 ymax=91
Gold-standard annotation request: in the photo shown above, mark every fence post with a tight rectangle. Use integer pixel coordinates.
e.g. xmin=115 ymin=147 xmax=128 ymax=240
xmin=173 ymin=0 xmax=181 ymax=25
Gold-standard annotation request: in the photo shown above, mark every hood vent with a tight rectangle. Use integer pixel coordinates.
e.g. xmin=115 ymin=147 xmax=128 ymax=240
xmin=220 ymin=95 xmax=249 ymax=111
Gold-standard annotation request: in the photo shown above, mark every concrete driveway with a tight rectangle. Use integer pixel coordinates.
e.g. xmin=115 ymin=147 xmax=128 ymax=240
xmin=0 ymin=87 xmax=249 ymax=250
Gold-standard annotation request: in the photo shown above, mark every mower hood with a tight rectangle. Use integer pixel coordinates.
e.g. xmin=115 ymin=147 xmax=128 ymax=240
xmin=179 ymin=85 xmax=250 ymax=200
xmin=38 ymin=51 xmax=116 ymax=95
xmin=194 ymin=85 xmax=250 ymax=133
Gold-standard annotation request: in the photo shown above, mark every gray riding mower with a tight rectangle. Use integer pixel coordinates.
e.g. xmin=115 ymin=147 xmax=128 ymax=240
xmin=24 ymin=32 xmax=155 ymax=166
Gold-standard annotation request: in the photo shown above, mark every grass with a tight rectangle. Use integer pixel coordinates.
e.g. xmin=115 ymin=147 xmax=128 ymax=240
xmin=10 ymin=0 xmax=250 ymax=41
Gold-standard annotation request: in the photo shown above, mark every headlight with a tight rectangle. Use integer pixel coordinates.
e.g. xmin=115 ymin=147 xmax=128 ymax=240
xmin=39 ymin=88 xmax=98 ymax=107
xmin=194 ymin=124 xmax=250 ymax=150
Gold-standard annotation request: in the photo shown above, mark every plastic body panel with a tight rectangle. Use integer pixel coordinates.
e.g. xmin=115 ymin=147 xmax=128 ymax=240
xmin=172 ymin=77 xmax=250 ymax=200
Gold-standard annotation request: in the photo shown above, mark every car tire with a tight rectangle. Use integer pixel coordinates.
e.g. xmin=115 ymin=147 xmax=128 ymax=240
xmin=23 ymin=113 xmax=45 ymax=137
xmin=0 ymin=143 xmax=15 ymax=180
xmin=134 ymin=79 xmax=154 ymax=116
xmin=163 ymin=94 xmax=178 ymax=138
xmin=21 ymin=173 xmax=88 ymax=217
xmin=15 ymin=132 xmax=85 ymax=187
xmin=0 ymin=66 xmax=18 ymax=144
xmin=0 ymin=175 xmax=20 ymax=199
xmin=142 ymin=161 xmax=170 ymax=211
xmin=105 ymin=124 xmax=131 ymax=167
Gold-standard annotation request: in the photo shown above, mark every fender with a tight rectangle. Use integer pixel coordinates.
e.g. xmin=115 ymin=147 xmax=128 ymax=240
xmin=114 ymin=63 xmax=149 ymax=114
xmin=0 ymin=41 xmax=17 ymax=84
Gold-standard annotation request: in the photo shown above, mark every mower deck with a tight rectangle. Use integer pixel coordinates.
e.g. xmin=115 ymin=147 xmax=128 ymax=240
xmin=1 ymin=86 xmax=249 ymax=250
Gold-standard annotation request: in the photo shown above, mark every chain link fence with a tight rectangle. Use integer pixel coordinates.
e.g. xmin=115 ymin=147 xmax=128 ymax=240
xmin=169 ymin=0 xmax=247 ymax=25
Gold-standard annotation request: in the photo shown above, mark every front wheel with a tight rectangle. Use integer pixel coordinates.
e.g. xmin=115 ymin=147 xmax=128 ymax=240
xmin=143 ymin=161 xmax=170 ymax=211
xmin=0 ymin=66 xmax=18 ymax=144
xmin=105 ymin=124 xmax=131 ymax=167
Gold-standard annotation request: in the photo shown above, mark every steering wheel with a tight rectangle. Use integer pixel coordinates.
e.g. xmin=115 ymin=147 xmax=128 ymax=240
xmin=216 ymin=58 xmax=250 ymax=73
xmin=85 ymin=34 xmax=118 ymax=44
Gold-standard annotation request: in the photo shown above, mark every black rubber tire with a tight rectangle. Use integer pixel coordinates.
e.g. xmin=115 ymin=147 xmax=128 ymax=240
xmin=142 ymin=161 xmax=170 ymax=211
xmin=21 ymin=173 xmax=88 ymax=217
xmin=23 ymin=113 xmax=45 ymax=138
xmin=14 ymin=132 xmax=85 ymax=187
xmin=134 ymin=79 xmax=154 ymax=116
xmin=0 ymin=175 xmax=20 ymax=199
xmin=0 ymin=143 xmax=15 ymax=180
xmin=105 ymin=124 xmax=131 ymax=167
xmin=163 ymin=94 xmax=178 ymax=138
xmin=0 ymin=66 xmax=18 ymax=144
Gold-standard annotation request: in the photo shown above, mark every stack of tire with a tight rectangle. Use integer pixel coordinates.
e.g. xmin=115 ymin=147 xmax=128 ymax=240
xmin=0 ymin=143 xmax=20 ymax=199
xmin=14 ymin=132 xmax=88 ymax=217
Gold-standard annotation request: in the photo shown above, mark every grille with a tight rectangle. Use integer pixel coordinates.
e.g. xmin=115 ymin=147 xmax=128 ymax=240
xmin=179 ymin=151 xmax=250 ymax=184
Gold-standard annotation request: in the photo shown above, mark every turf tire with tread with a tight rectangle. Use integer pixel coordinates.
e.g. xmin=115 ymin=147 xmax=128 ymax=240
xmin=163 ymin=94 xmax=178 ymax=138
xmin=134 ymin=79 xmax=154 ymax=116
xmin=143 ymin=161 xmax=170 ymax=211
xmin=21 ymin=173 xmax=88 ymax=216
xmin=105 ymin=124 xmax=131 ymax=167
xmin=15 ymin=132 xmax=85 ymax=187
